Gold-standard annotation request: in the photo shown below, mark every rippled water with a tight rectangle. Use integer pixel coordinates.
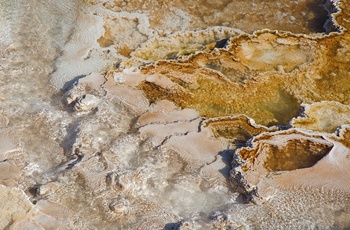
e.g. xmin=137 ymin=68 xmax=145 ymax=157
xmin=0 ymin=0 xmax=79 ymax=182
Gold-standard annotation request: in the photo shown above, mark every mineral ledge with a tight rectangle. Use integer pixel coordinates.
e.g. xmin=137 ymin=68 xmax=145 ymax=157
xmin=1 ymin=0 xmax=350 ymax=229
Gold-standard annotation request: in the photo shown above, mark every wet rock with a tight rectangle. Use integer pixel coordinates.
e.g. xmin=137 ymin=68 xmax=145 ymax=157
xmin=291 ymin=101 xmax=350 ymax=132
xmin=3 ymin=0 xmax=350 ymax=228
xmin=230 ymin=129 xmax=333 ymax=198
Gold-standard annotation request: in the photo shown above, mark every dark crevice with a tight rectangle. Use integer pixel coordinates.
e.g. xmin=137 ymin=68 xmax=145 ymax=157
xmin=60 ymin=121 xmax=80 ymax=157
xmin=306 ymin=0 xmax=330 ymax=32
xmin=62 ymin=74 xmax=86 ymax=91
xmin=215 ymin=38 xmax=229 ymax=49
xmin=66 ymin=154 xmax=83 ymax=170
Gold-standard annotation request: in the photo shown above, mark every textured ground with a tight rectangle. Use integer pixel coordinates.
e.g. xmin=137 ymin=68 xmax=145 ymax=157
xmin=1 ymin=0 xmax=350 ymax=229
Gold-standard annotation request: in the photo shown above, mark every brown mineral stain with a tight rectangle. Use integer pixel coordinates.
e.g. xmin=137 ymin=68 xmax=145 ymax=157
xmin=235 ymin=129 xmax=333 ymax=173
xmin=203 ymin=115 xmax=275 ymax=140
xmin=117 ymin=44 xmax=133 ymax=58
xmin=136 ymin=12 xmax=350 ymax=126
xmin=99 ymin=0 xmax=331 ymax=34
xmin=140 ymin=48 xmax=304 ymax=126
xmin=97 ymin=25 xmax=114 ymax=47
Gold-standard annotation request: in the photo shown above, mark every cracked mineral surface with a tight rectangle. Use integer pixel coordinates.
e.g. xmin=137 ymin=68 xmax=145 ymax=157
xmin=1 ymin=0 xmax=350 ymax=229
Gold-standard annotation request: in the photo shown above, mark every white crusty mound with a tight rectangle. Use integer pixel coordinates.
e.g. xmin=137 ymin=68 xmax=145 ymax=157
xmin=2 ymin=0 xmax=350 ymax=228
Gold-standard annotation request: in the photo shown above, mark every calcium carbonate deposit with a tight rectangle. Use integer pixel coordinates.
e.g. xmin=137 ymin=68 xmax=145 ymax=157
xmin=1 ymin=0 xmax=350 ymax=229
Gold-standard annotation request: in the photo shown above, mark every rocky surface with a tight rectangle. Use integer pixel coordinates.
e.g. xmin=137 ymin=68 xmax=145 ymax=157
xmin=1 ymin=0 xmax=350 ymax=229
xmin=291 ymin=101 xmax=350 ymax=132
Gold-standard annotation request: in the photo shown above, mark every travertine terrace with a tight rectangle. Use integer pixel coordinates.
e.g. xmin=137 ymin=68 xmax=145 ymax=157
xmin=1 ymin=0 xmax=350 ymax=229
